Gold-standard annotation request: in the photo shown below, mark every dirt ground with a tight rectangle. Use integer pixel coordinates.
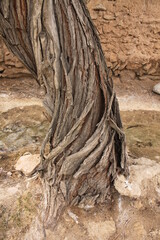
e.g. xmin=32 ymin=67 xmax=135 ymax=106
xmin=0 ymin=76 xmax=160 ymax=240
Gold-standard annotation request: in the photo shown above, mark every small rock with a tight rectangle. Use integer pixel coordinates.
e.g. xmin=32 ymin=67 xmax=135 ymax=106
xmin=23 ymin=152 xmax=32 ymax=156
xmin=68 ymin=210 xmax=79 ymax=224
xmin=153 ymin=83 xmax=160 ymax=95
xmin=17 ymin=173 xmax=22 ymax=178
xmin=0 ymin=67 xmax=5 ymax=73
xmin=14 ymin=154 xmax=40 ymax=176
xmin=7 ymin=172 xmax=12 ymax=177
xmin=104 ymin=13 xmax=115 ymax=20
xmin=143 ymin=62 xmax=152 ymax=71
xmin=93 ymin=4 xmax=106 ymax=11
xmin=131 ymin=200 xmax=144 ymax=210
xmin=155 ymin=156 xmax=160 ymax=161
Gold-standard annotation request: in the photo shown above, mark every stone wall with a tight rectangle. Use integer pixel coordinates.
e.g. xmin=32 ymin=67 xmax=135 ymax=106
xmin=88 ymin=0 xmax=160 ymax=82
xmin=0 ymin=38 xmax=30 ymax=78
xmin=0 ymin=0 xmax=160 ymax=81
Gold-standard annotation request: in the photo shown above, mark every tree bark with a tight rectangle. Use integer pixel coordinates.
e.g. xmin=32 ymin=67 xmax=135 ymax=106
xmin=0 ymin=0 xmax=127 ymax=229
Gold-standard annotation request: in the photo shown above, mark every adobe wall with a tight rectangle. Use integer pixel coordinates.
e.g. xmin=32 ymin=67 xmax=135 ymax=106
xmin=0 ymin=0 xmax=160 ymax=82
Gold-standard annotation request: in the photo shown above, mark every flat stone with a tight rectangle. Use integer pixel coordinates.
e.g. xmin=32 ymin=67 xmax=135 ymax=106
xmin=93 ymin=4 xmax=106 ymax=11
xmin=104 ymin=13 xmax=115 ymax=20
xmin=153 ymin=83 xmax=160 ymax=95
xmin=15 ymin=154 xmax=40 ymax=176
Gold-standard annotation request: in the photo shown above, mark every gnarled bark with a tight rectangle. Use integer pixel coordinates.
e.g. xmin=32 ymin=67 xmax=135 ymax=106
xmin=0 ymin=0 xmax=127 ymax=229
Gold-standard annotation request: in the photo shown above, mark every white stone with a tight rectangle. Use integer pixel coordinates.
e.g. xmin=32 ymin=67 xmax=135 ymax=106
xmin=153 ymin=82 xmax=160 ymax=95
xmin=7 ymin=171 xmax=12 ymax=177
xmin=68 ymin=210 xmax=79 ymax=224
xmin=15 ymin=154 xmax=40 ymax=176
xmin=114 ymin=157 xmax=160 ymax=199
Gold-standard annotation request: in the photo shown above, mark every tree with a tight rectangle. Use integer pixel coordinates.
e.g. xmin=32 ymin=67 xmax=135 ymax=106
xmin=0 ymin=0 xmax=127 ymax=229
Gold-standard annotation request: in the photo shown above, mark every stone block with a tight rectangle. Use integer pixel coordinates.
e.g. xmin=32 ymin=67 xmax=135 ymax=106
xmin=15 ymin=154 xmax=40 ymax=176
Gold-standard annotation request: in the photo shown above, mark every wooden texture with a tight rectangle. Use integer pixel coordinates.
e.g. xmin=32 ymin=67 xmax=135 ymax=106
xmin=0 ymin=0 xmax=127 ymax=228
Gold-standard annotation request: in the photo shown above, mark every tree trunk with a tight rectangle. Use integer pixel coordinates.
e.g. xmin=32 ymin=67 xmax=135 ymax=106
xmin=0 ymin=0 xmax=127 ymax=229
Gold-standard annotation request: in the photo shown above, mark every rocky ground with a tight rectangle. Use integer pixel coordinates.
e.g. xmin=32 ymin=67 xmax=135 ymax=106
xmin=0 ymin=76 xmax=160 ymax=240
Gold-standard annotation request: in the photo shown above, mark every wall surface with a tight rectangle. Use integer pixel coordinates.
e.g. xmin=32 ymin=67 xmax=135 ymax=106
xmin=88 ymin=0 xmax=160 ymax=82
xmin=0 ymin=0 xmax=160 ymax=81
xmin=0 ymin=38 xmax=30 ymax=78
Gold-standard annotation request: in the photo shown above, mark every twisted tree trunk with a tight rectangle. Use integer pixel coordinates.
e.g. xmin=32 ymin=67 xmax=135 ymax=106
xmin=0 ymin=0 xmax=127 ymax=229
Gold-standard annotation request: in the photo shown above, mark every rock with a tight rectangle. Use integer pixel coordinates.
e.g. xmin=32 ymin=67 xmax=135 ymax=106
xmin=139 ymin=75 xmax=160 ymax=81
xmin=153 ymin=82 xmax=160 ymax=95
xmin=7 ymin=172 xmax=12 ymax=177
xmin=90 ymin=11 xmax=98 ymax=20
xmin=93 ymin=4 xmax=106 ymax=11
xmin=4 ymin=52 xmax=17 ymax=66
xmin=23 ymin=152 xmax=32 ymax=156
xmin=120 ymin=69 xmax=136 ymax=81
xmin=109 ymin=52 xmax=117 ymax=63
xmin=0 ymin=67 xmax=5 ymax=73
xmin=155 ymin=156 xmax=160 ymax=161
xmin=103 ymin=13 xmax=115 ymax=20
xmin=86 ymin=220 xmax=116 ymax=240
xmin=15 ymin=154 xmax=40 ymax=176
xmin=14 ymin=61 xmax=24 ymax=68
xmin=138 ymin=75 xmax=150 ymax=81
xmin=143 ymin=62 xmax=152 ymax=71
xmin=126 ymin=56 xmax=143 ymax=70
xmin=68 ymin=210 xmax=79 ymax=224
xmin=114 ymin=158 xmax=160 ymax=200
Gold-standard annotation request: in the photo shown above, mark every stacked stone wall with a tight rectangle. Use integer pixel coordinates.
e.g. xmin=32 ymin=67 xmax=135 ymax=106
xmin=89 ymin=0 xmax=160 ymax=82
xmin=0 ymin=0 xmax=160 ymax=82
xmin=0 ymin=38 xmax=30 ymax=78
